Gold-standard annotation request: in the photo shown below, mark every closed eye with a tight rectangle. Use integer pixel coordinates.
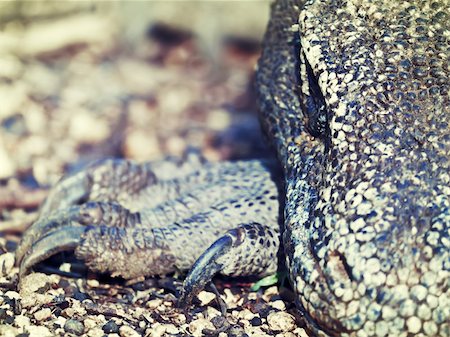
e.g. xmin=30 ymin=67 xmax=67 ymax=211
xmin=299 ymin=51 xmax=330 ymax=141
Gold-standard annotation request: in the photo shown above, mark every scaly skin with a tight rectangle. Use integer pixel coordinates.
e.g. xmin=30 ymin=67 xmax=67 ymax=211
xmin=16 ymin=1 xmax=449 ymax=336
xmin=257 ymin=0 xmax=449 ymax=335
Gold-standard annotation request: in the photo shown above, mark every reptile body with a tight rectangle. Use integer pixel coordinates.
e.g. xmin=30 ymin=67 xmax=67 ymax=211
xmin=258 ymin=0 xmax=449 ymax=335
xmin=16 ymin=0 xmax=449 ymax=336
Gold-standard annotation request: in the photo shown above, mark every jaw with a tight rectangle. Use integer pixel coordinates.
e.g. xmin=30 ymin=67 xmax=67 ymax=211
xmin=284 ymin=172 xmax=450 ymax=335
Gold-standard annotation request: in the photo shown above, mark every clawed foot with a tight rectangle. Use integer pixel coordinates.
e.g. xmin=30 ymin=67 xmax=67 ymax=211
xmin=16 ymin=155 xmax=282 ymax=305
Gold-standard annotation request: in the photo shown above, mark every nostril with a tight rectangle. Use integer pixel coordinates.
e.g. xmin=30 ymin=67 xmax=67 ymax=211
xmin=327 ymin=250 xmax=354 ymax=283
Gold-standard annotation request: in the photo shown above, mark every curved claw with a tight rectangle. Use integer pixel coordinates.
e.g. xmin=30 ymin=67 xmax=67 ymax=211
xmin=178 ymin=235 xmax=232 ymax=306
xmin=19 ymin=226 xmax=87 ymax=280
xmin=16 ymin=207 xmax=83 ymax=266
xmin=178 ymin=223 xmax=280 ymax=307
xmin=15 ymin=202 xmax=112 ymax=266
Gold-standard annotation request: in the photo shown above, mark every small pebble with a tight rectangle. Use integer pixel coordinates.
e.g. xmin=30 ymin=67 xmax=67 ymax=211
xmin=5 ymin=315 xmax=14 ymax=324
xmin=69 ymin=111 xmax=110 ymax=143
xmin=188 ymin=318 xmax=215 ymax=337
xmin=148 ymin=323 xmax=164 ymax=337
xmin=86 ymin=279 xmax=99 ymax=287
xmin=34 ymin=308 xmax=52 ymax=321
xmin=205 ymin=306 xmax=221 ymax=319
xmin=119 ymin=324 xmax=140 ymax=337
xmin=57 ymin=300 xmax=70 ymax=310
xmin=197 ymin=291 xmax=216 ymax=306
xmin=271 ymin=300 xmax=286 ymax=311
xmin=250 ymin=317 xmax=262 ymax=326
xmin=19 ymin=273 xmax=52 ymax=294
xmin=58 ymin=279 xmax=70 ymax=288
xmin=227 ymin=325 xmax=248 ymax=337
xmin=27 ymin=325 xmax=53 ymax=337
xmin=64 ymin=319 xmax=85 ymax=335
xmin=222 ymin=288 xmax=239 ymax=309
xmin=87 ymin=327 xmax=104 ymax=337
xmin=262 ymin=286 xmax=279 ymax=301
xmin=5 ymin=291 xmax=20 ymax=299
xmin=0 ymin=253 xmax=15 ymax=277
xmin=14 ymin=315 xmax=30 ymax=328
xmin=148 ymin=323 xmax=179 ymax=337
xmin=146 ymin=299 xmax=163 ymax=310
xmin=163 ymin=324 xmax=178 ymax=334
xmin=53 ymin=316 xmax=67 ymax=329
xmin=238 ymin=308 xmax=256 ymax=320
xmin=103 ymin=320 xmax=119 ymax=334
xmin=73 ymin=290 xmax=90 ymax=302
xmin=210 ymin=315 xmax=227 ymax=329
xmin=16 ymin=333 xmax=30 ymax=337
xmin=83 ymin=318 xmax=97 ymax=330
xmin=267 ymin=312 xmax=296 ymax=332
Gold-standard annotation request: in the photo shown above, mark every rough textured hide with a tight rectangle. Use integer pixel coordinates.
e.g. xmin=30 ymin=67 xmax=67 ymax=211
xmin=256 ymin=0 xmax=449 ymax=335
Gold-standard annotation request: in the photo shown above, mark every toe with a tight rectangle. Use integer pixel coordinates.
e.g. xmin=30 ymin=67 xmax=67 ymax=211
xmin=19 ymin=226 xmax=87 ymax=279
xmin=15 ymin=207 xmax=83 ymax=265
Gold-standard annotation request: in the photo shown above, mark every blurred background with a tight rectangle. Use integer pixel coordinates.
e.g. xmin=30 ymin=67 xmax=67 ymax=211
xmin=0 ymin=0 xmax=271 ymax=192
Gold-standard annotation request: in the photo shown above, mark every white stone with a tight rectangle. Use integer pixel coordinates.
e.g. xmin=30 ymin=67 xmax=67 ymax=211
xmin=0 ymin=144 xmax=15 ymax=179
xmin=271 ymin=300 xmax=286 ymax=311
xmin=14 ymin=315 xmax=30 ymax=328
xmin=27 ymin=325 xmax=53 ymax=337
xmin=0 ymin=252 xmax=15 ymax=277
xmin=188 ymin=318 xmax=215 ymax=337
xmin=197 ymin=291 xmax=216 ymax=306
xmin=119 ymin=325 xmax=140 ymax=337
xmin=267 ymin=312 xmax=296 ymax=332
xmin=34 ymin=308 xmax=52 ymax=321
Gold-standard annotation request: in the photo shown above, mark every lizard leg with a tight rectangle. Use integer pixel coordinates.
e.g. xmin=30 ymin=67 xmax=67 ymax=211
xmin=39 ymin=152 xmax=207 ymax=218
xmin=16 ymin=156 xmax=272 ymax=265
xmin=19 ymin=192 xmax=280 ymax=280
xmin=16 ymin=158 xmax=161 ymax=264
xmin=179 ymin=222 xmax=280 ymax=306
xmin=17 ymin=159 xmax=282 ymax=284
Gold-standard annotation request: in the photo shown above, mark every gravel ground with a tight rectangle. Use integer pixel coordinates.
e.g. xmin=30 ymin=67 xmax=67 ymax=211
xmin=0 ymin=5 xmax=310 ymax=337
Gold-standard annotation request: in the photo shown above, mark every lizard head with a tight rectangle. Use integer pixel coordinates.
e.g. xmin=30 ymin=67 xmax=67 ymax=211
xmin=258 ymin=0 xmax=449 ymax=335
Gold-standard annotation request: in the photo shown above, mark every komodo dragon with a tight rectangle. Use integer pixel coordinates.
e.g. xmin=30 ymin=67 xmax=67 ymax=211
xmin=15 ymin=0 xmax=449 ymax=336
